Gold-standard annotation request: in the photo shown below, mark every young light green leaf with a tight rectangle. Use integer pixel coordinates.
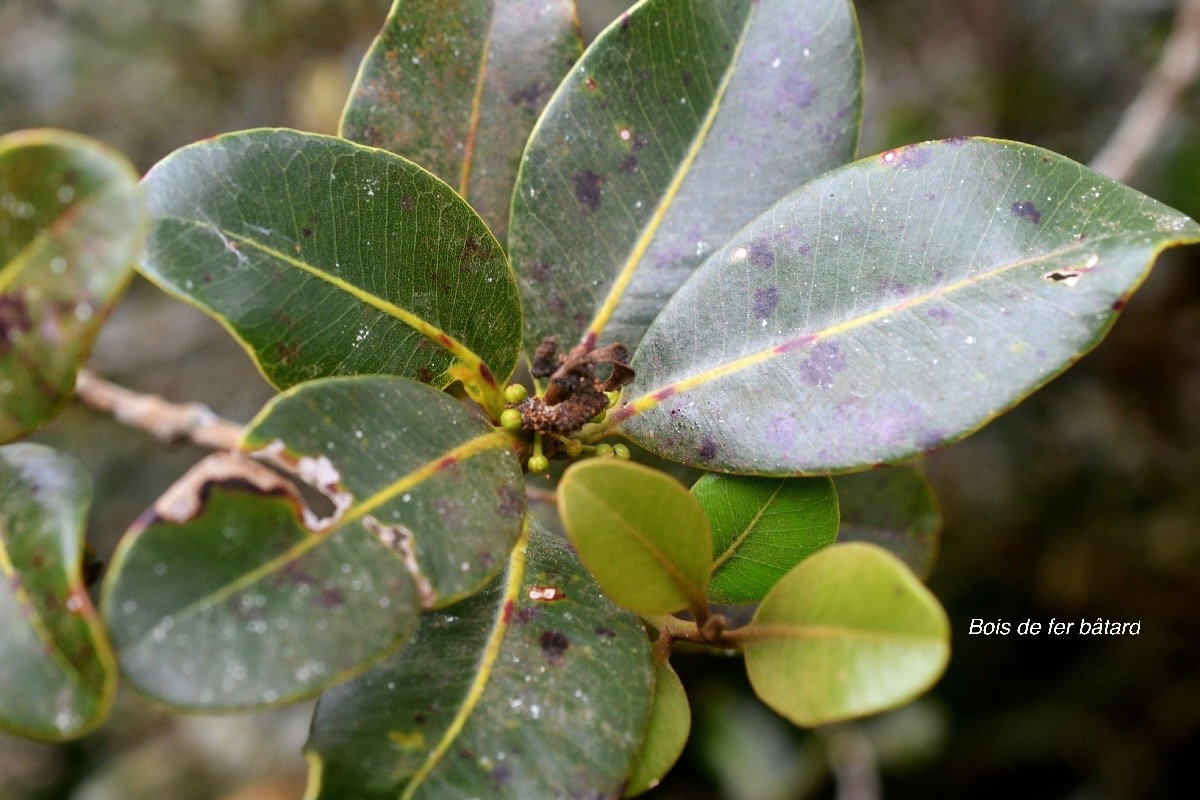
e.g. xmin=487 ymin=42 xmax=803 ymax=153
xmin=739 ymin=542 xmax=950 ymax=727
xmin=836 ymin=466 xmax=941 ymax=579
xmin=509 ymin=0 xmax=862 ymax=354
xmin=305 ymin=523 xmax=654 ymax=800
xmin=102 ymin=376 xmax=525 ymax=710
xmin=691 ymin=473 xmax=838 ymax=605
xmin=0 ymin=130 xmax=144 ymax=442
xmin=558 ymin=459 xmax=712 ymax=616
xmin=625 ymin=660 xmax=690 ymax=797
xmin=0 ymin=444 xmax=116 ymax=740
xmin=137 ymin=129 xmax=521 ymax=418
xmin=342 ymin=0 xmax=581 ymax=240
xmin=616 ymin=138 xmax=1200 ymax=473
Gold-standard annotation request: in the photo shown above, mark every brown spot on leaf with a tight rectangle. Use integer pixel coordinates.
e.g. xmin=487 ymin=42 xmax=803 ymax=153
xmin=572 ymin=170 xmax=604 ymax=212
xmin=619 ymin=155 xmax=640 ymax=174
xmin=585 ymin=76 xmax=598 ymax=92
xmin=539 ymin=630 xmax=570 ymax=665
xmin=595 ymin=626 xmax=617 ymax=640
xmin=276 ymin=342 xmax=300 ymax=364
xmin=317 ymin=587 xmax=345 ymax=608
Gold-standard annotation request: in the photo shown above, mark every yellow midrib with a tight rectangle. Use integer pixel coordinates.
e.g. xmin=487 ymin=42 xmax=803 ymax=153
xmin=168 ymin=217 xmax=490 ymax=375
xmin=398 ymin=525 xmax=530 ymax=800
xmin=583 ymin=4 xmax=758 ymax=341
xmin=457 ymin=7 xmax=498 ymax=199
xmin=126 ymin=431 xmax=511 ymax=643
xmin=710 ymin=481 xmax=783 ymax=573
xmin=0 ymin=529 xmax=97 ymax=698
xmin=616 ymin=238 xmax=1110 ymax=424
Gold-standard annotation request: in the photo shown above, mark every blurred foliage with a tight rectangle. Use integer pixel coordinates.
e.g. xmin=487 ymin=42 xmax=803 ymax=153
xmin=4 ymin=0 xmax=1200 ymax=798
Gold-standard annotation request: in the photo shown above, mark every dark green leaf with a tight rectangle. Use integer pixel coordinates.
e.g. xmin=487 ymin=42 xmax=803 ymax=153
xmin=0 ymin=130 xmax=143 ymax=442
xmin=102 ymin=376 xmax=525 ymax=709
xmin=509 ymin=0 xmax=862 ymax=354
xmin=305 ymin=523 xmax=654 ymax=800
xmin=559 ymin=459 xmax=712 ymax=616
xmin=138 ymin=129 xmax=521 ymax=418
xmin=691 ymin=473 xmax=838 ymax=605
xmin=625 ymin=660 xmax=690 ymax=797
xmin=617 ymin=139 xmax=1200 ymax=473
xmin=836 ymin=466 xmax=940 ymax=579
xmin=342 ymin=0 xmax=581 ymax=241
xmin=739 ymin=542 xmax=949 ymax=726
xmin=0 ymin=444 xmax=116 ymax=740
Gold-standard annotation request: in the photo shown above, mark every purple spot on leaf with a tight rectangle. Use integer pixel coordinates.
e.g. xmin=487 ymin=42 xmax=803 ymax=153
xmin=573 ymin=170 xmax=603 ymax=212
xmin=797 ymin=340 xmax=846 ymax=387
xmin=697 ymin=436 xmax=719 ymax=462
xmin=753 ymin=286 xmax=779 ymax=318
xmin=1011 ymin=201 xmax=1042 ymax=224
xmin=749 ymin=240 xmax=775 ymax=269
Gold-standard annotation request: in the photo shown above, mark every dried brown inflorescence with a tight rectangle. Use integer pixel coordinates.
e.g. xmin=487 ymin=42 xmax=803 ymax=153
xmin=518 ymin=336 xmax=633 ymax=437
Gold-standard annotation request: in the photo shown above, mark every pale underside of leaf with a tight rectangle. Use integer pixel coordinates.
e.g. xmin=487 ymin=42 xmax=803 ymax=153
xmin=615 ymin=138 xmax=1200 ymax=473
xmin=510 ymin=0 xmax=862 ymax=354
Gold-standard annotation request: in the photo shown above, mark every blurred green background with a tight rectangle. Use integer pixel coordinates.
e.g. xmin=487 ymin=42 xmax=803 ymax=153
xmin=3 ymin=1 xmax=1200 ymax=798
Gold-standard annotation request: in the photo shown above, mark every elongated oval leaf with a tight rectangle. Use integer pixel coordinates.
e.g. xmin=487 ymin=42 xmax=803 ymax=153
xmin=138 ymin=129 xmax=520 ymax=417
xmin=509 ymin=0 xmax=862 ymax=353
xmin=691 ymin=473 xmax=838 ymax=605
xmin=617 ymin=138 xmax=1200 ymax=473
xmin=0 ymin=130 xmax=143 ymax=442
xmin=625 ymin=660 xmax=690 ymax=797
xmin=342 ymin=0 xmax=581 ymax=241
xmin=305 ymin=524 xmax=654 ymax=800
xmin=0 ymin=444 xmax=116 ymax=740
xmin=102 ymin=376 xmax=525 ymax=709
xmin=836 ymin=466 xmax=940 ymax=579
xmin=740 ymin=542 xmax=949 ymax=726
xmin=559 ymin=459 xmax=712 ymax=616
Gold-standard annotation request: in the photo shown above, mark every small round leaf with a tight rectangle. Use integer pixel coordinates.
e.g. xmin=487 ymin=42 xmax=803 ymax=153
xmin=741 ymin=542 xmax=949 ymax=726
xmin=559 ymin=459 xmax=712 ymax=616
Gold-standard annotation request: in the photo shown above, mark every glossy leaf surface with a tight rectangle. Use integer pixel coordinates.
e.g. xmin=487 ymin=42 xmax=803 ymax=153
xmin=102 ymin=376 xmax=524 ymax=709
xmin=559 ymin=459 xmax=712 ymax=616
xmin=625 ymin=660 xmax=690 ymax=797
xmin=619 ymin=139 xmax=1200 ymax=473
xmin=0 ymin=130 xmax=143 ymax=442
xmin=0 ymin=444 xmax=116 ymax=740
xmin=741 ymin=542 xmax=949 ymax=726
xmin=342 ymin=0 xmax=580 ymax=241
xmin=836 ymin=466 xmax=940 ymax=579
xmin=306 ymin=524 xmax=654 ymax=800
xmin=138 ymin=129 xmax=520 ymax=416
xmin=509 ymin=0 xmax=862 ymax=353
xmin=691 ymin=473 xmax=838 ymax=604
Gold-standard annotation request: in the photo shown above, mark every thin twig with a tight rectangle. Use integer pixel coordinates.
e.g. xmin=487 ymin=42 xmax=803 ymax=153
xmin=75 ymin=370 xmax=244 ymax=451
xmin=1090 ymin=0 xmax=1200 ymax=182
